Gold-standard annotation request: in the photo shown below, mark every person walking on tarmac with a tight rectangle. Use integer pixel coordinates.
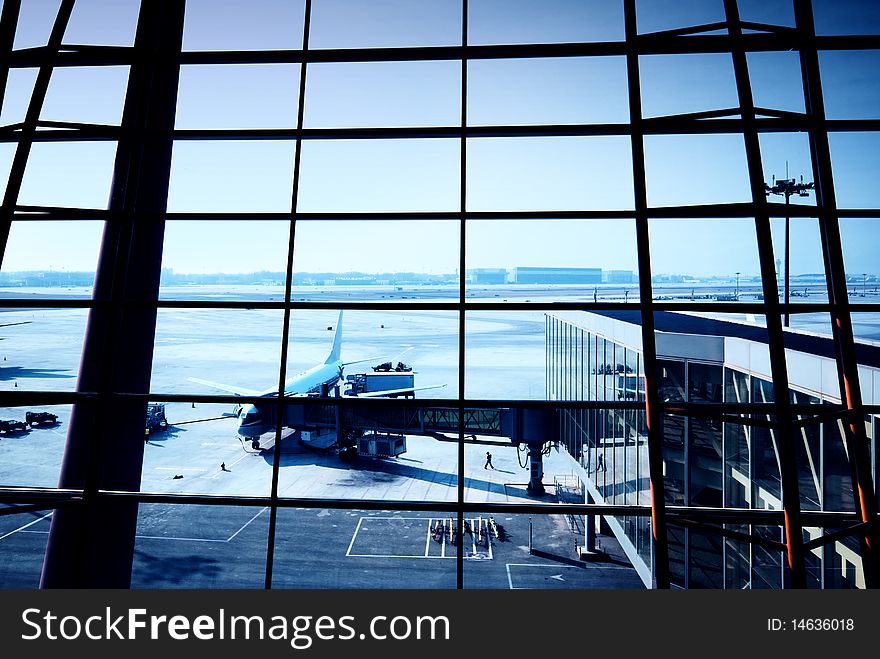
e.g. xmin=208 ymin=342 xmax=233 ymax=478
xmin=484 ymin=451 xmax=494 ymax=469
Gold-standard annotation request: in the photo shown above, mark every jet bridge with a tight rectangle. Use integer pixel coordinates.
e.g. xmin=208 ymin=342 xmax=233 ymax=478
xmin=282 ymin=402 xmax=556 ymax=495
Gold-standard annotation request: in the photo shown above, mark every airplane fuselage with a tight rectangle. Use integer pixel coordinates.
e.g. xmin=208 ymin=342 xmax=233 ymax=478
xmin=237 ymin=360 xmax=344 ymax=438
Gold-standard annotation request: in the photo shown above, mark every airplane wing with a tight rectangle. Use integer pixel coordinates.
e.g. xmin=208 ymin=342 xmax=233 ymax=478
xmin=187 ymin=377 xmax=264 ymax=397
xmin=343 ymin=346 xmax=413 ymax=368
xmin=346 ymin=383 xmax=448 ymax=398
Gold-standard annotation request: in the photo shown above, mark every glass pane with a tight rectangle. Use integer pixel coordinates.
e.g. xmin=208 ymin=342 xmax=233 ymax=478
xmin=41 ymin=66 xmax=130 ymax=126
xmin=18 ymin=141 xmax=118 ymax=209
xmin=689 ymin=530 xmax=724 ymax=588
xmin=467 ymin=220 xmax=637 ymax=303
xmin=131 ymin=504 xmax=269 ymax=588
xmin=0 ymin=68 xmax=39 ymax=126
xmin=840 ymin=219 xmax=880 ymax=311
xmin=0 ymin=220 xmax=103 ymax=297
xmin=292 ymin=220 xmax=459 ymax=303
xmin=0 ymin=404 xmax=69 ymax=488
xmin=769 ymin=217 xmax=828 ymax=306
xmin=167 ymin=140 xmax=295 ymax=213
xmin=640 ymin=54 xmax=739 ymax=118
xmin=0 ymin=308 xmax=86 ymax=392
xmin=643 ymin=134 xmax=751 ymax=207
xmin=141 ymin=400 xmax=271 ymax=497
xmin=820 ymin=51 xmax=880 ymax=120
xmin=636 ymin=0 xmax=726 ymax=35
xmin=150 ymin=308 xmax=284 ymax=397
xmin=182 ymin=0 xmax=306 ymax=51
xmin=760 ymin=133 xmax=816 ymax=208
xmin=12 ymin=0 xmax=63 ymax=50
xmin=649 ymin=219 xmax=761 ymax=299
xmin=828 ymin=132 xmax=880 ymax=209
xmin=159 ymin=220 xmax=290 ymax=301
xmin=738 ymin=0 xmax=795 ymax=27
xmin=469 ymin=0 xmax=625 ymax=45
xmin=747 ymin=51 xmax=806 ymax=115
xmin=0 ymin=503 xmax=52 ymax=587
xmin=310 ymin=0 xmax=461 ymax=49
xmin=465 ymin=512 xmax=646 ymax=589
xmin=176 ymin=64 xmax=301 ymax=129
xmin=63 ymin=0 xmax=141 ymax=46
xmin=467 ymin=136 xmax=634 ymax=211
xmin=468 ymin=57 xmax=629 ymax=126
xmin=465 ymin=311 xmax=544 ymax=400
xmin=272 ymin=508 xmax=456 ymax=588
xmin=824 ymin=412 xmax=857 ymax=513
xmin=287 ymin=308 xmax=457 ymax=399
xmin=812 ymin=0 xmax=880 ymax=36
xmin=305 ymin=61 xmax=459 ymax=129
xmin=298 ymin=138 xmax=459 ymax=213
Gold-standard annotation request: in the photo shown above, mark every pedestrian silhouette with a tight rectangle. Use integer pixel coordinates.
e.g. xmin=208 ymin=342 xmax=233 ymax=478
xmin=220 ymin=462 xmax=227 ymax=471
xmin=597 ymin=454 xmax=606 ymax=472
xmin=484 ymin=451 xmax=494 ymax=469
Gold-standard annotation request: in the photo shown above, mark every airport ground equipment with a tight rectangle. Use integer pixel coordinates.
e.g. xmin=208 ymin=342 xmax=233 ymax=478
xmin=26 ymin=411 xmax=58 ymax=426
xmin=357 ymin=431 xmax=406 ymax=458
xmin=372 ymin=361 xmax=412 ymax=372
xmin=344 ymin=371 xmax=415 ymax=397
xmin=145 ymin=403 xmax=168 ymax=433
xmin=0 ymin=419 xmax=28 ymax=433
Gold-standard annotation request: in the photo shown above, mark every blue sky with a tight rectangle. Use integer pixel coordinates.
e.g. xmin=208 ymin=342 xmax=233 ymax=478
xmin=1 ymin=0 xmax=879 ymax=279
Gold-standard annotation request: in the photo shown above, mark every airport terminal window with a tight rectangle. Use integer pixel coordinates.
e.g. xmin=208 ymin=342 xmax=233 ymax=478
xmin=1 ymin=0 xmax=879 ymax=591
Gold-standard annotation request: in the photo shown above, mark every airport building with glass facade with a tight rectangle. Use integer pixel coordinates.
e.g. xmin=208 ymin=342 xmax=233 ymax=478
xmin=548 ymin=310 xmax=880 ymax=588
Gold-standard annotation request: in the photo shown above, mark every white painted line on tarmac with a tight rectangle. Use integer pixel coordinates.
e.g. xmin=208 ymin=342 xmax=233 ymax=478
xmin=0 ymin=511 xmax=52 ymax=542
xmin=226 ymin=507 xmax=268 ymax=542
xmin=345 ymin=516 xmax=365 ymax=557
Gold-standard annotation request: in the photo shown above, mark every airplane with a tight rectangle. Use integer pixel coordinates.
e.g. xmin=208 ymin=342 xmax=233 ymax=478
xmin=189 ymin=311 xmax=444 ymax=449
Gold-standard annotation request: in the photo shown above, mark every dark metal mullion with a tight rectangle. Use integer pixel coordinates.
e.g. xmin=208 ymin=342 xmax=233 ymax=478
xmin=623 ymin=0 xmax=670 ymax=589
xmin=265 ymin=0 xmax=313 ymax=591
xmin=456 ymin=0 xmax=468 ymax=592
xmin=794 ymin=0 xmax=880 ymax=588
xmin=0 ymin=0 xmax=75 ymax=269
xmin=723 ymin=0 xmax=806 ymax=588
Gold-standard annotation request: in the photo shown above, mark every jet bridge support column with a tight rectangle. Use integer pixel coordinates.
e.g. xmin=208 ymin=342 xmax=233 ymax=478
xmin=526 ymin=442 xmax=546 ymax=496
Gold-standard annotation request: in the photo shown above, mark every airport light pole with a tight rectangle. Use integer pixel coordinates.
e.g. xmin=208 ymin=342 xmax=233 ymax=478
xmin=735 ymin=271 xmax=740 ymax=300
xmin=765 ymin=166 xmax=814 ymax=327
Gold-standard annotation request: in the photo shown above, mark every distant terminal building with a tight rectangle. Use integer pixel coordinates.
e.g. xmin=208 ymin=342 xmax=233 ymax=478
xmin=467 ymin=268 xmax=509 ymax=285
xmin=603 ymin=270 xmax=635 ymax=284
xmin=546 ymin=310 xmax=880 ymax=589
xmin=514 ymin=267 xmax=602 ymax=285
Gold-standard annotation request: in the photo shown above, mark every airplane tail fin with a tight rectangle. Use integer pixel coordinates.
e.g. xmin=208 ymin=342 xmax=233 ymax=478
xmin=325 ymin=310 xmax=343 ymax=364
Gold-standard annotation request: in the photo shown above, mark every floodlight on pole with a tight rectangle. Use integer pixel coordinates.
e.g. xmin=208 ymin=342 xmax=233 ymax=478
xmin=764 ymin=162 xmax=814 ymax=327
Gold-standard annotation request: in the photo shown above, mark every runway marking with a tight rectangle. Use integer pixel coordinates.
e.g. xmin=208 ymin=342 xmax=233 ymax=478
xmin=226 ymin=507 xmax=268 ymax=542
xmin=201 ymin=450 xmax=252 ymax=479
xmin=505 ymin=563 xmax=633 ymax=590
xmin=0 ymin=512 xmax=52 ymax=542
xmin=347 ymin=516 xmax=492 ymax=560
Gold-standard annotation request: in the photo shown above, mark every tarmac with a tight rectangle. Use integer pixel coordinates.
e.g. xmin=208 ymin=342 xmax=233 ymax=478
xmin=0 ymin=290 xmax=644 ymax=589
